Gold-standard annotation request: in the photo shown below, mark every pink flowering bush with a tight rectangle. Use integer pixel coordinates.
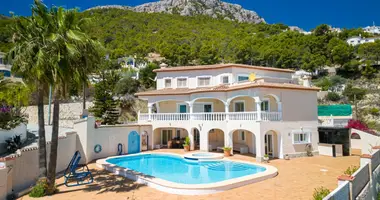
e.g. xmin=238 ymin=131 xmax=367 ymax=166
xmin=346 ymin=119 xmax=377 ymax=135
xmin=0 ymin=105 xmax=27 ymax=130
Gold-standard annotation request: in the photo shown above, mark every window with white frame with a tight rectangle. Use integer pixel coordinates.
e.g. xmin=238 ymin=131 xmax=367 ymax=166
xmin=164 ymin=79 xmax=172 ymax=88
xmin=261 ymin=100 xmax=269 ymax=111
xmin=177 ymin=78 xmax=187 ymax=88
xmin=197 ymin=77 xmax=211 ymax=87
xmin=239 ymin=131 xmax=246 ymax=141
xmin=221 ymin=76 xmax=229 ymax=84
xmin=237 ymin=75 xmax=249 ymax=82
xmin=292 ymin=131 xmax=311 ymax=144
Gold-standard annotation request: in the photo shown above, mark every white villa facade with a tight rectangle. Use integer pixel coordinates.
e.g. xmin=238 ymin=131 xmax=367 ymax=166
xmin=135 ymin=64 xmax=321 ymax=161
xmin=346 ymin=36 xmax=380 ymax=46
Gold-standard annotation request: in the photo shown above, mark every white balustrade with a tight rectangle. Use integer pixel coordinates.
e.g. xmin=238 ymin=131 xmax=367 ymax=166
xmin=228 ymin=112 xmax=258 ymax=121
xmin=192 ymin=112 xmax=226 ymax=121
xmin=139 ymin=112 xmax=282 ymax=122
xmin=261 ymin=112 xmax=282 ymax=121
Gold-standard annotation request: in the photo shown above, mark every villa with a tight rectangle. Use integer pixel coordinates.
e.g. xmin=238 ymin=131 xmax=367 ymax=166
xmin=135 ymin=63 xmax=321 ymax=161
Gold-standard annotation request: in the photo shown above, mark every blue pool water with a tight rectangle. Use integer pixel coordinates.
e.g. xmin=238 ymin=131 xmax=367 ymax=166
xmin=106 ymin=154 xmax=266 ymax=184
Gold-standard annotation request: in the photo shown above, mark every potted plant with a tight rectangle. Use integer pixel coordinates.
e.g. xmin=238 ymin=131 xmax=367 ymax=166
xmin=263 ymin=154 xmax=269 ymax=162
xmin=223 ymin=147 xmax=232 ymax=157
xmin=183 ymin=136 xmax=190 ymax=151
xmin=95 ymin=118 xmax=102 ymax=128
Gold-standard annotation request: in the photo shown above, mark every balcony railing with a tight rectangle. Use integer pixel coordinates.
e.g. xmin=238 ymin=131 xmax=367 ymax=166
xmin=139 ymin=111 xmax=282 ymax=122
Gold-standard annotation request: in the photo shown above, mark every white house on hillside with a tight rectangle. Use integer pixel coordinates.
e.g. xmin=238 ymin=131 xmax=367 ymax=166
xmin=135 ymin=64 xmax=321 ymax=161
xmin=347 ymin=36 xmax=380 ymax=46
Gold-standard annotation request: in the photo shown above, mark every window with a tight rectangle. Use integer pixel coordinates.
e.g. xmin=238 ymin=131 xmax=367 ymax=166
xmin=239 ymin=131 xmax=246 ymax=141
xmin=261 ymin=100 xmax=269 ymax=111
xmin=177 ymin=78 xmax=187 ymax=88
xmin=238 ymin=75 xmax=249 ymax=82
xmin=234 ymin=101 xmax=245 ymax=112
xmin=293 ymin=132 xmax=310 ymax=144
xmin=197 ymin=77 xmax=211 ymax=87
xmin=221 ymin=76 xmax=229 ymax=84
xmin=0 ymin=57 xmax=3 ymax=64
xmin=164 ymin=79 xmax=171 ymax=88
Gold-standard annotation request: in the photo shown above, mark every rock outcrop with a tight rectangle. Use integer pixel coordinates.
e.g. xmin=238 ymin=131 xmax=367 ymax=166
xmin=89 ymin=0 xmax=265 ymax=24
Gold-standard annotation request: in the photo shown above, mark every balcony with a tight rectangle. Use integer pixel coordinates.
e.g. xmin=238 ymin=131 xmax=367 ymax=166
xmin=138 ymin=111 xmax=282 ymax=122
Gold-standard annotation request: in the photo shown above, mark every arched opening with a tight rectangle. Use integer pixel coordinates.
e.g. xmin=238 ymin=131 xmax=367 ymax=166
xmin=155 ymin=100 xmax=189 ymax=113
xmin=208 ymin=129 xmax=225 ymax=152
xmin=264 ymin=130 xmax=279 ymax=158
xmin=351 ymin=133 xmax=361 ymax=139
xmin=350 ymin=132 xmax=362 ymax=155
xmin=231 ymin=129 xmax=256 ymax=155
xmin=262 ymin=94 xmax=280 ymax=112
xmin=152 ymin=128 xmax=189 ymax=149
xmin=192 ymin=98 xmax=227 ymax=121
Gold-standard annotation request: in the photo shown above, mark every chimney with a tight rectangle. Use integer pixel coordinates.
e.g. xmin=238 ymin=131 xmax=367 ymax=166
xmin=302 ymin=75 xmax=312 ymax=87
xmin=159 ymin=63 xmax=168 ymax=69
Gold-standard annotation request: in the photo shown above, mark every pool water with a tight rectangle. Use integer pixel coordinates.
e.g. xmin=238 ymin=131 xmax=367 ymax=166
xmin=106 ymin=154 xmax=266 ymax=184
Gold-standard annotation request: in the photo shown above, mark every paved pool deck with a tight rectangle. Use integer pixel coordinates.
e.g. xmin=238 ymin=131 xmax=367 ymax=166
xmin=18 ymin=149 xmax=359 ymax=200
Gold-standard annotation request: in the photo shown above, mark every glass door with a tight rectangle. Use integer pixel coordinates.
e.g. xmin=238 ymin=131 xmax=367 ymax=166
xmin=161 ymin=130 xmax=172 ymax=145
xmin=194 ymin=129 xmax=200 ymax=149
xmin=265 ymin=134 xmax=273 ymax=157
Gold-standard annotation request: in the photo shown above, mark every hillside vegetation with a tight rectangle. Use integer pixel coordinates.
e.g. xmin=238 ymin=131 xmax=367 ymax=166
xmin=1 ymin=8 xmax=379 ymax=77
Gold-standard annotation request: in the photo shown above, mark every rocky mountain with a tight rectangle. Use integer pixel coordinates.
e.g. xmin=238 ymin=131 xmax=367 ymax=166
xmin=89 ymin=0 xmax=265 ymax=24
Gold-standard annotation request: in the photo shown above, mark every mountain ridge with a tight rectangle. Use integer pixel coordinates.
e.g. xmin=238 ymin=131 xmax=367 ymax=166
xmin=88 ymin=0 xmax=265 ymax=24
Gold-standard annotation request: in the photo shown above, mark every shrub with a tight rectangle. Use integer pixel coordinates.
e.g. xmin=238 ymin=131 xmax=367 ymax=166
xmin=313 ymin=187 xmax=330 ymax=200
xmin=326 ymin=92 xmax=341 ymax=101
xmin=344 ymin=165 xmax=359 ymax=176
xmin=0 ymin=106 xmax=27 ymax=130
xmin=368 ymin=107 xmax=380 ymax=116
xmin=29 ymin=178 xmax=59 ymax=198
xmin=183 ymin=136 xmax=190 ymax=147
xmin=29 ymin=179 xmax=48 ymax=198
xmin=222 ymin=147 xmax=232 ymax=151
xmin=5 ymin=135 xmax=22 ymax=154
xmin=346 ymin=119 xmax=376 ymax=135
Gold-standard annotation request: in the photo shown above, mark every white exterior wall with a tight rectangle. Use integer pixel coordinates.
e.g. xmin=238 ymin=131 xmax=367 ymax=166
xmin=351 ymin=129 xmax=380 ymax=155
xmin=74 ymin=117 xmax=153 ymax=163
xmin=0 ymin=124 xmax=27 ymax=143
xmin=156 ymin=67 xmax=293 ymax=90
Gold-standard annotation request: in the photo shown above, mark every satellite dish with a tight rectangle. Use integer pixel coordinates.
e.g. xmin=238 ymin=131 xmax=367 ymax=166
xmin=249 ymin=73 xmax=256 ymax=82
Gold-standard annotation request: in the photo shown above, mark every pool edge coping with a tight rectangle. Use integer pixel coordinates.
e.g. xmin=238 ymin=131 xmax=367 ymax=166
xmin=96 ymin=152 xmax=278 ymax=191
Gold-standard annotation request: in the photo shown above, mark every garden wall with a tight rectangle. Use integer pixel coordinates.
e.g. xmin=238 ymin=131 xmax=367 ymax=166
xmin=0 ymin=131 xmax=76 ymax=198
xmin=73 ymin=117 xmax=153 ymax=164
xmin=323 ymin=147 xmax=380 ymax=200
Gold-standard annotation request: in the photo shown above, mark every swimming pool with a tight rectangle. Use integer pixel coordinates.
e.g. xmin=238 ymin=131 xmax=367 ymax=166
xmin=97 ymin=153 xmax=278 ymax=195
xmin=106 ymin=154 xmax=265 ymax=184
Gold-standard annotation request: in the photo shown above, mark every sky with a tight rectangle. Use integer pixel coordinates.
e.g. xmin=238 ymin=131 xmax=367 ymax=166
xmin=1 ymin=0 xmax=380 ymax=30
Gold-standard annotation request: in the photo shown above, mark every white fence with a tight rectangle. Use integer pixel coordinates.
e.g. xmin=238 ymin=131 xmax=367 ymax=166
xmin=323 ymin=148 xmax=380 ymax=200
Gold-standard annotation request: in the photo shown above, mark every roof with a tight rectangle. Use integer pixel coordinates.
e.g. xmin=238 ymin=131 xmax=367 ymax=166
xmin=136 ymin=82 xmax=320 ymax=96
xmin=318 ymin=104 xmax=352 ymax=117
xmin=153 ymin=64 xmax=295 ymax=73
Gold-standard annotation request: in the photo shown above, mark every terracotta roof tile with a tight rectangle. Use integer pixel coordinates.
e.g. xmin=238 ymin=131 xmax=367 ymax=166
xmin=135 ymin=82 xmax=320 ymax=96
xmin=153 ymin=64 xmax=295 ymax=73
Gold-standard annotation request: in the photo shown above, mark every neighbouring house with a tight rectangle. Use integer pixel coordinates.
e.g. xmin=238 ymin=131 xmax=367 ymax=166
xmin=346 ymin=36 xmax=380 ymax=46
xmin=0 ymin=52 xmax=22 ymax=82
xmin=135 ymin=63 xmax=321 ymax=161
xmin=318 ymin=104 xmax=352 ymax=127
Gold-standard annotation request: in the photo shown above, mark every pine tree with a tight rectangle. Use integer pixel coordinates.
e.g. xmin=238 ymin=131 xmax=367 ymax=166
xmin=90 ymin=71 xmax=120 ymax=125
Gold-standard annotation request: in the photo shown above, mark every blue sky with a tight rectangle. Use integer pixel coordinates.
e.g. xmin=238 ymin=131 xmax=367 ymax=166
xmin=1 ymin=0 xmax=379 ymax=30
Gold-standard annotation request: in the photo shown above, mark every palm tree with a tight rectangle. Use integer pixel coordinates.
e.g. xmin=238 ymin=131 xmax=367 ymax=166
xmin=44 ymin=5 xmax=102 ymax=193
xmin=8 ymin=0 xmax=54 ymax=178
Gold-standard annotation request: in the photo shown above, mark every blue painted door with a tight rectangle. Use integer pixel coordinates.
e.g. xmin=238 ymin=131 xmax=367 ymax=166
xmin=128 ymin=131 xmax=140 ymax=154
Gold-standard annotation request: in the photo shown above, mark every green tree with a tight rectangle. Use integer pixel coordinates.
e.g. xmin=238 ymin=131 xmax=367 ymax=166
xmin=90 ymin=70 xmax=120 ymax=125
xmin=139 ymin=63 xmax=159 ymax=89
xmin=343 ymin=83 xmax=367 ymax=102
